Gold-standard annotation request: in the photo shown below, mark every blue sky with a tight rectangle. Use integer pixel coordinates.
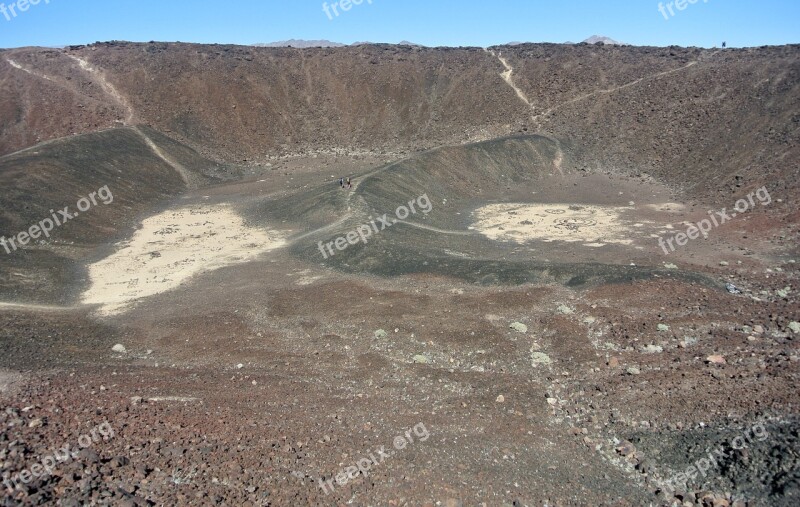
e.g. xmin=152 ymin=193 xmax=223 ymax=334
xmin=0 ymin=0 xmax=798 ymax=49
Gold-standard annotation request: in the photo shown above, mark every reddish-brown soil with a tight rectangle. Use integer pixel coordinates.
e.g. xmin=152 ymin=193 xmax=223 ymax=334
xmin=0 ymin=41 xmax=798 ymax=506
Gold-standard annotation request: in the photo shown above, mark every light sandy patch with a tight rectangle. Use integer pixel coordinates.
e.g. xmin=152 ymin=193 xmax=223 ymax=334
xmin=470 ymin=203 xmax=644 ymax=245
xmin=646 ymin=203 xmax=686 ymax=213
xmin=0 ymin=368 xmax=24 ymax=393
xmin=296 ymin=276 xmax=324 ymax=286
xmin=147 ymin=396 xmax=201 ymax=403
xmin=444 ymin=249 xmax=471 ymax=258
xmin=82 ymin=205 xmax=286 ymax=315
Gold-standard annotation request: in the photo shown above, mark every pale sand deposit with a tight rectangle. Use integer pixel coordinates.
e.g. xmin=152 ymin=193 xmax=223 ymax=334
xmin=470 ymin=203 xmax=655 ymax=246
xmin=82 ymin=205 xmax=286 ymax=315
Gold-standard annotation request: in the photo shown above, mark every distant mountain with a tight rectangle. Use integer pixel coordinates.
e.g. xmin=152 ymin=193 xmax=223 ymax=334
xmin=252 ymin=40 xmax=423 ymax=49
xmin=503 ymin=37 xmax=623 ymax=46
xmin=351 ymin=41 xmax=424 ymax=47
xmin=252 ymin=36 xmax=624 ymax=49
xmin=253 ymin=40 xmax=345 ymax=48
xmin=582 ymin=35 xmax=627 ymax=46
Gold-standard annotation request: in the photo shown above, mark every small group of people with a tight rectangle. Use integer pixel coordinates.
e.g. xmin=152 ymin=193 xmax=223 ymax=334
xmin=338 ymin=177 xmax=352 ymax=190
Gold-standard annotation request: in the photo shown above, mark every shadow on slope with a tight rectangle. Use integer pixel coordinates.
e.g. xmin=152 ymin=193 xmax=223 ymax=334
xmin=253 ymin=135 xmax=716 ymax=288
xmin=0 ymin=126 xmax=224 ymax=304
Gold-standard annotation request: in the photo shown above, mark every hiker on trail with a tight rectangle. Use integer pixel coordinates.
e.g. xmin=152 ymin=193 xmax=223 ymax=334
xmin=346 ymin=177 xmax=352 ymax=189
xmin=339 ymin=177 xmax=344 ymax=188
xmin=722 ymin=42 xmax=727 ymax=48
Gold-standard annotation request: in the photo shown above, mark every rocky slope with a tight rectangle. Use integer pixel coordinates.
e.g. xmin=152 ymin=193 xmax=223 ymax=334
xmin=1 ymin=42 xmax=797 ymax=205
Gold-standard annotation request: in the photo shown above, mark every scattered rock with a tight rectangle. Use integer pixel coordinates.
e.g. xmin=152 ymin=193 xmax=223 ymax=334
xmin=616 ymin=440 xmax=636 ymax=456
xmin=700 ymin=493 xmax=730 ymax=507
xmin=112 ymin=344 xmax=127 ymax=354
xmin=79 ymin=447 xmax=100 ymax=464
xmin=496 ymin=395 xmax=505 ymax=403
xmin=664 ymin=263 xmax=678 ymax=270
xmin=557 ymin=305 xmax=574 ymax=315
xmin=726 ymin=283 xmax=742 ymax=294
xmin=509 ymin=322 xmax=528 ymax=333
xmin=374 ymin=329 xmax=388 ymax=339
xmin=412 ymin=355 xmax=431 ymax=364
xmin=608 ymin=357 xmax=620 ymax=368
xmin=641 ymin=345 xmax=663 ymax=354
xmin=657 ymin=324 xmax=670 ymax=332
xmin=236 ymin=363 xmax=244 ymax=369
xmin=627 ymin=366 xmax=641 ymax=375
xmin=28 ymin=418 xmax=43 ymax=428
xmin=753 ymin=325 xmax=764 ymax=335
xmin=789 ymin=322 xmax=800 ymax=334
xmin=777 ymin=287 xmax=791 ymax=298
xmin=706 ymin=355 xmax=726 ymax=365
xmin=583 ymin=316 xmax=596 ymax=325
xmin=530 ymin=351 xmax=552 ymax=366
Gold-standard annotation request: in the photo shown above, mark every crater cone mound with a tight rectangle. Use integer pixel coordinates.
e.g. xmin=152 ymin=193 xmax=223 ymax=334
xmin=271 ymin=135 xmax=715 ymax=287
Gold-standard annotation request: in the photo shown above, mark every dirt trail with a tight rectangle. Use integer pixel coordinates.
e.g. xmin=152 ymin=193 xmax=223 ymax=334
xmin=130 ymin=126 xmax=197 ymax=187
xmin=396 ymin=221 xmax=476 ymax=236
xmin=6 ymin=55 xmax=133 ymax=133
xmin=0 ymin=302 xmax=77 ymax=312
xmin=290 ymin=163 xmax=399 ymax=244
xmin=486 ymin=49 xmax=564 ymax=176
xmin=288 ymin=214 xmax=354 ymax=244
xmin=8 ymin=54 xmax=197 ymax=188
xmin=532 ymin=59 xmax=702 ymax=123
xmin=486 ymin=49 xmax=714 ymax=177
xmin=487 ymin=49 xmax=532 ymax=107
xmin=66 ymin=54 xmax=135 ymax=125
xmin=5 ymin=58 xmax=56 ymax=82
xmin=1 ymin=135 xmax=64 ymax=159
